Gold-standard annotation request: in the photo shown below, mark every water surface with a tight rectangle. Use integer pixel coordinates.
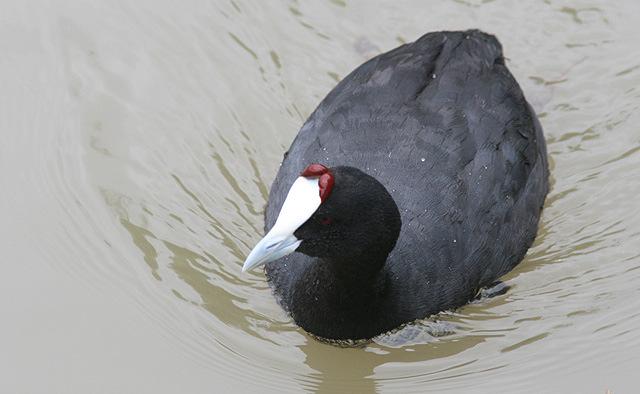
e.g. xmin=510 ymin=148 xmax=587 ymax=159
xmin=2 ymin=1 xmax=640 ymax=393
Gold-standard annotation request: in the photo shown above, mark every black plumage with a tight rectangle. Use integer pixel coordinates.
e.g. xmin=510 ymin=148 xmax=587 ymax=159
xmin=262 ymin=30 xmax=549 ymax=340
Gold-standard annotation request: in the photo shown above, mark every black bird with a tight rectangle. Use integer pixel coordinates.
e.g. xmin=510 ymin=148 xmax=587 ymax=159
xmin=243 ymin=30 xmax=549 ymax=341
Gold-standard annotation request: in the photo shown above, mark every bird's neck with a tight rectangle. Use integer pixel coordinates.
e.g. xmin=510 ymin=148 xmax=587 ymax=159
xmin=289 ymin=256 xmax=389 ymax=340
xmin=322 ymin=254 xmax=387 ymax=290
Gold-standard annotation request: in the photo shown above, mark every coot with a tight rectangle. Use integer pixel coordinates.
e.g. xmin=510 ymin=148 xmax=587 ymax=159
xmin=243 ymin=30 xmax=548 ymax=340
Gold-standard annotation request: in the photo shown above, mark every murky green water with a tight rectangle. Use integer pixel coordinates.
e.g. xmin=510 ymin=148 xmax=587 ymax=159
xmin=2 ymin=1 xmax=640 ymax=393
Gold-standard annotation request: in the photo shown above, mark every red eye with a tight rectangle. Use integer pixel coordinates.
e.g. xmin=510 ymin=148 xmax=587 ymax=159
xmin=320 ymin=216 xmax=332 ymax=225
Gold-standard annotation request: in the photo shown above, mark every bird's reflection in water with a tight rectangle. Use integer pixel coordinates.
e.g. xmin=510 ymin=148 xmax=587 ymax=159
xmin=298 ymin=317 xmax=493 ymax=393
